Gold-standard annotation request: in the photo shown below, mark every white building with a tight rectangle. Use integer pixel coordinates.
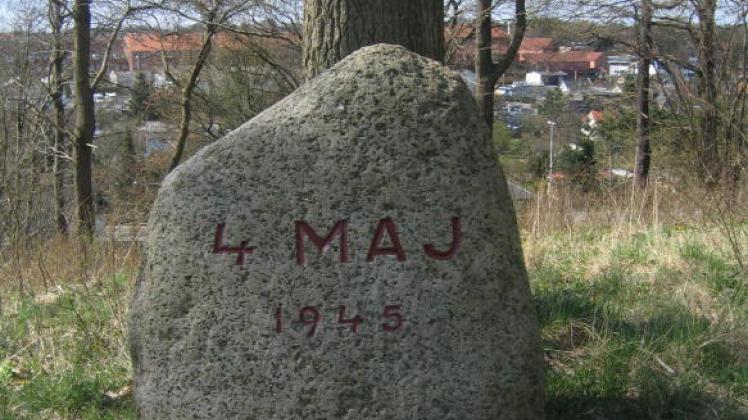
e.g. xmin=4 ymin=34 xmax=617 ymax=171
xmin=607 ymin=55 xmax=636 ymax=76
xmin=608 ymin=55 xmax=661 ymax=77
xmin=525 ymin=71 xmax=544 ymax=86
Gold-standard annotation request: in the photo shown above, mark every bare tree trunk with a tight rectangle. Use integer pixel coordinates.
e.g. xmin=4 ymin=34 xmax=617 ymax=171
xmin=695 ymin=0 xmax=719 ymax=187
xmin=729 ymin=22 xmax=748 ymax=196
xmin=475 ymin=0 xmax=498 ymax=131
xmin=14 ymin=31 xmax=34 ymax=240
xmin=302 ymin=0 xmax=444 ymax=79
xmin=72 ymin=0 xmax=95 ymax=238
xmin=634 ymin=0 xmax=652 ymax=189
xmin=475 ymin=0 xmax=526 ymax=137
xmin=49 ymin=0 xmax=68 ymax=236
xmin=168 ymin=24 xmax=216 ymax=172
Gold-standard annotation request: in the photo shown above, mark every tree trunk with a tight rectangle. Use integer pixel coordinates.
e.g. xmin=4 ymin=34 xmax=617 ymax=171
xmin=474 ymin=0 xmax=526 ymax=137
xmin=476 ymin=0 xmax=498 ymax=131
xmin=168 ymin=25 xmax=215 ymax=172
xmin=302 ymin=0 xmax=444 ymax=79
xmin=50 ymin=0 xmax=68 ymax=236
xmin=695 ymin=0 xmax=719 ymax=187
xmin=634 ymin=0 xmax=652 ymax=189
xmin=72 ymin=0 xmax=95 ymax=238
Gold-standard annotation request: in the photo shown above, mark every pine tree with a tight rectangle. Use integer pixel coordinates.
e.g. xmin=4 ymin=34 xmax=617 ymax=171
xmin=115 ymin=129 xmax=136 ymax=201
xmin=129 ymin=72 xmax=151 ymax=122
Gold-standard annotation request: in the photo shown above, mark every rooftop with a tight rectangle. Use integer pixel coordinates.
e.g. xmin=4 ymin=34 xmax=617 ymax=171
xmin=123 ymin=32 xmax=240 ymax=53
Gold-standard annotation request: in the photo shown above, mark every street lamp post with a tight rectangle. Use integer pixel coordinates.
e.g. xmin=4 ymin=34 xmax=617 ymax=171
xmin=547 ymin=120 xmax=556 ymax=182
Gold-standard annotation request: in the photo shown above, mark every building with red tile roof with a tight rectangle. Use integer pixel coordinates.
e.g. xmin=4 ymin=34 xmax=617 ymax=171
xmin=446 ymin=24 xmax=608 ymax=79
xmin=522 ymin=51 xmax=608 ymax=79
xmin=520 ymin=37 xmax=556 ymax=53
xmin=446 ymin=25 xmax=557 ymax=68
xmin=123 ymin=32 xmax=241 ymax=72
xmin=494 ymin=36 xmax=556 ymax=57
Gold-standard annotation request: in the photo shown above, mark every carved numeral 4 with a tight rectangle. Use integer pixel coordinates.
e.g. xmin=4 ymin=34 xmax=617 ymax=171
xmin=213 ymin=223 xmax=256 ymax=266
xmin=337 ymin=305 xmax=364 ymax=334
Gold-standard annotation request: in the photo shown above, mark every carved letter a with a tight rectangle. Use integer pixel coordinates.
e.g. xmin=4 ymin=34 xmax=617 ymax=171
xmin=367 ymin=217 xmax=406 ymax=262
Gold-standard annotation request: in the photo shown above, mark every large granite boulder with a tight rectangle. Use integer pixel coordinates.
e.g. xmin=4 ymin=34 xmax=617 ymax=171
xmin=129 ymin=44 xmax=544 ymax=419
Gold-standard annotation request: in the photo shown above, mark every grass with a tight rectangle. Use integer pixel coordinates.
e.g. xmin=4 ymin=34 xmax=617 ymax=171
xmin=0 ymin=243 xmax=137 ymax=419
xmin=0 ymin=215 xmax=745 ymax=418
xmin=528 ymin=224 xmax=748 ymax=419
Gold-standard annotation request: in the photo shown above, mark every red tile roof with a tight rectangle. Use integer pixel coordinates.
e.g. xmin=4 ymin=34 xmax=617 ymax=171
xmin=493 ymin=36 xmax=557 ymax=55
xmin=518 ymin=37 xmax=555 ymax=52
xmin=548 ymin=51 xmax=604 ymax=62
xmin=123 ymin=32 xmax=239 ymax=54
xmin=523 ymin=51 xmax=607 ymax=72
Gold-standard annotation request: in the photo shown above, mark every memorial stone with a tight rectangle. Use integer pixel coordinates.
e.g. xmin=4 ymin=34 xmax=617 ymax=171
xmin=129 ymin=44 xmax=544 ymax=419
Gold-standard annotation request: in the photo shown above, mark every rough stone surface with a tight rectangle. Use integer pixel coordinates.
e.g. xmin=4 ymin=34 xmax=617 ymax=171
xmin=129 ymin=44 xmax=544 ymax=419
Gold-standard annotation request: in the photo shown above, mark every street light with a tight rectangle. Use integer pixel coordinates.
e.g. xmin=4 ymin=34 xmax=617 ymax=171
xmin=547 ymin=120 xmax=556 ymax=182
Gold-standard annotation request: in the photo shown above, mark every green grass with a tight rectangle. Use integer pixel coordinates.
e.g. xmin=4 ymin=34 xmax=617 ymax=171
xmin=527 ymin=226 xmax=748 ymax=419
xmin=0 ymin=274 xmax=135 ymax=419
xmin=0 ymin=224 xmax=745 ymax=419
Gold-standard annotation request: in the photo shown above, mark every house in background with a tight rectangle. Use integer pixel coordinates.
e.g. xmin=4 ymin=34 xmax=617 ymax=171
xmin=447 ymin=25 xmax=556 ymax=69
xmin=525 ymin=70 xmax=569 ymax=92
xmin=123 ymin=32 xmax=240 ymax=73
xmin=511 ymin=37 xmax=557 ymax=61
xmin=609 ymin=54 xmax=671 ymax=80
xmin=90 ymin=34 xmax=130 ymax=73
xmin=108 ymin=70 xmax=138 ymax=88
xmin=607 ymin=55 xmax=637 ymax=76
xmin=523 ymin=51 xmax=608 ymax=80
